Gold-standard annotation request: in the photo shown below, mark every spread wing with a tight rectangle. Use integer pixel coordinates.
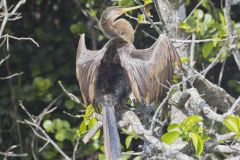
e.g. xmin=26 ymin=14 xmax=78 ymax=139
xmin=76 ymin=34 xmax=107 ymax=104
xmin=119 ymin=34 xmax=181 ymax=104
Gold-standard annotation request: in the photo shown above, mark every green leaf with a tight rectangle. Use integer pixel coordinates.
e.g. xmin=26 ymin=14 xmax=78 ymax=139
xmin=43 ymin=120 xmax=54 ymax=132
xmin=212 ymin=37 xmax=220 ymax=47
xmin=236 ymin=115 xmax=240 ymax=131
xmin=138 ymin=14 xmax=145 ymax=23
xmin=219 ymin=12 xmax=226 ymax=25
xmin=190 ymin=125 xmax=203 ymax=134
xmin=70 ymin=24 xmax=81 ymax=34
xmin=183 ymin=115 xmax=203 ymax=127
xmin=33 ymin=77 xmax=51 ymax=91
xmin=189 ymin=132 xmax=203 ymax=157
xmin=54 ymin=119 xmax=63 ymax=131
xmin=179 ymin=22 xmax=192 ymax=32
xmin=125 ymin=135 xmax=133 ymax=149
xmin=144 ymin=0 xmax=153 ymax=5
xmin=55 ymin=131 xmax=65 ymax=141
xmin=194 ymin=9 xmax=204 ymax=20
xmin=88 ymin=118 xmax=97 ymax=129
xmin=79 ymin=122 xmax=87 ymax=135
xmin=92 ymin=129 xmax=101 ymax=140
xmin=204 ymin=13 xmax=213 ymax=25
xmin=224 ymin=115 xmax=239 ymax=133
xmin=64 ymin=99 xmax=75 ymax=109
xmin=99 ymin=154 xmax=106 ymax=160
xmin=202 ymin=132 xmax=210 ymax=141
xmin=180 ymin=56 xmax=190 ymax=63
xmin=62 ymin=120 xmax=70 ymax=129
xmin=167 ymin=123 xmax=181 ymax=132
xmin=182 ymin=115 xmax=203 ymax=133
xmin=85 ymin=104 xmax=94 ymax=118
xmin=117 ymin=0 xmax=134 ymax=7
xmin=161 ymin=131 xmax=180 ymax=144
xmin=202 ymin=42 xmax=214 ymax=59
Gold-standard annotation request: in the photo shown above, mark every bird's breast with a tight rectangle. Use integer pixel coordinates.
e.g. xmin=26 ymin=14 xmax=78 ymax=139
xmin=94 ymin=46 xmax=130 ymax=105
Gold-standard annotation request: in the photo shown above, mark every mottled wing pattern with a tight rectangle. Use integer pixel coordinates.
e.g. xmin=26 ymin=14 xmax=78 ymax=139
xmin=119 ymin=34 xmax=181 ymax=104
xmin=76 ymin=34 xmax=107 ymax=104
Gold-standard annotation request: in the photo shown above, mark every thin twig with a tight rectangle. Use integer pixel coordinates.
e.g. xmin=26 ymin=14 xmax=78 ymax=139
xmin=150 ymin=85 xmax=177 ymax=134
xmin=141 ymin=30 xmax=157 ymax=40
xmin=202 ymin=42 xmax=227 ymax=76
xmin=38 ymin=141 xmax=49 ymax=152
xmin=225 ymin=96 xmax=240 ymax=115
xmin=0 ymin=0 xmax=8 ymax=38
xmin=0 ymin=54 xmax=10 ymax=66
xmin=122 ymin=151 xmax=142 ymax=155
xmin=72 ymin=137 xmax=80 ymax=160
xmin=58 ymin=81 xmax=83 ymax=105
xmin=1 ymin=145 xmax=28 ymax=159
xmin=20 ymin=120 xmax=71 ymax=160
xmin=125 ymin=13 xmax=162 ymax=25
xmin=184 ymin=0 xmax=203 ymax=22
xmin=0 ymin=72 xmax=23 ymax=80
xmin=19 ymin=101 xmax=35 ymax=122
xmin=134 ymin=0 xmax=162 ymax=34
xmin=171 ymin=35 xmax=237 ymax=44
xmin=218 ymin=60 xmax=226 ymax=86
xmin=189 ymin=32 xmax=196 ymax=67
xmin=1 ymin=34 xmax=39 ymax=47
xmin=63 ymin=111 xmax=83 ymax=119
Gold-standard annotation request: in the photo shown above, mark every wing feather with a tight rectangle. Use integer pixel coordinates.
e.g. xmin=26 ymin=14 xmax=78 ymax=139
xmin=119 ymin=34 xmax=181 ymax=104
xmin=76 ymin=34 xmax=107 ymax=104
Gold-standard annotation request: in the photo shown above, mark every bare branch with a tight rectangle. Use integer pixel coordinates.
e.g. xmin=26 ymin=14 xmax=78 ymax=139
xmin=171 ymin=35 xmax=237 ymax=44
xmin=72 ymin=137 xmax=80 ymax=160
xmin=0 ymin=0 xmax=8 ymax=38
xmin=19 ymin=120 xmax=71 ymax=160
xmin=134 ymin=0 xmax=162 ymax=34
xmin=0 ymin=54 xmax=9 ymax=66
xmin=0 ymin=0 xmax=26 ymax=38
xmin=1 ymin=34 xmax=39 ymax=47
xmin=218 ymin=60 xmax=226 ymax=86
xmin=184 ymin=0 xmax=203 ymax=23
xmin=0 ymin=72 xmax=23 ymax=80
xmin=125 ymin=13 xmax=162 ymax=25
xmin=58 ymin=81 xmax=83 ymax=105
xmin=225 ymin=96 xmax=240 ymax=116
xmin=0 ymin=145 xmax=28 ymax=159
xmin=63 ymin=111 xmax=83 ymax=119
xmin=82 ymin=121 xmax=102 ymax=144
xmin=189 ymin=33 xmax=196 ymax=67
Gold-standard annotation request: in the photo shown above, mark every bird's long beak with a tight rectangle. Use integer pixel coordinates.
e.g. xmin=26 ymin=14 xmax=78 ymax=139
xmin=120 ymin=5 xmax=144 ymax=13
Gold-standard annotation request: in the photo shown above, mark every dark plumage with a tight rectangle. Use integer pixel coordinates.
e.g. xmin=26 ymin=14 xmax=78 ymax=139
xmin=76 ymin=6 xmax=181 ymax=160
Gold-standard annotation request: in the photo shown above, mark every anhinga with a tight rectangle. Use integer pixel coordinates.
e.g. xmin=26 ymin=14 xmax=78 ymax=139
xmin=76 ymin=6 xmax=181 ymax=160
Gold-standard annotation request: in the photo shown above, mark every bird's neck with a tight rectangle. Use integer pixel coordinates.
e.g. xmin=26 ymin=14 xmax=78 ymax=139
xmin=101 ymin=18 xmax=134 ymax=43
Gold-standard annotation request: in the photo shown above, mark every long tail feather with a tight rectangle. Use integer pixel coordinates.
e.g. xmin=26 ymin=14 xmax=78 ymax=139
xmin=102 ymin=104 xmax=122 ymax=160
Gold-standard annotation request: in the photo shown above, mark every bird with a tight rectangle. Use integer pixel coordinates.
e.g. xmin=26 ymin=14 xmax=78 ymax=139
xmin=76 ymin=5 xmax=181 ymax=160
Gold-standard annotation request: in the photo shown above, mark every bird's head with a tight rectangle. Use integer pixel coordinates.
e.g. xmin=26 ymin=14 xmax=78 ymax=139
xmin=100 ymin=5 xmax=143 ymax=23
xmin=100 ymin=5 xmax=143 ymax=43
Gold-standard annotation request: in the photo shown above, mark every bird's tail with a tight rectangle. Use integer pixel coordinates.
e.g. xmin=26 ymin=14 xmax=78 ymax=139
xmin=102 ymin=103 xmax=122 ymax=160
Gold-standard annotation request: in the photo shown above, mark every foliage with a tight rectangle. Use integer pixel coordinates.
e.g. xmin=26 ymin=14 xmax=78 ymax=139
xmin=76 ymin=104 xmax=101 ymax=140
xmin=161 ymin=115 xmax=209 ymax=157
xmin=224 ymin=115 xmax=240 ymax=140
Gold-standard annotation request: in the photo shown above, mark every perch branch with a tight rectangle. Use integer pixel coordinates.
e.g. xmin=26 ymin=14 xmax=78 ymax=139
xmin=82 ymin=121 xmax=102 ymax=144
